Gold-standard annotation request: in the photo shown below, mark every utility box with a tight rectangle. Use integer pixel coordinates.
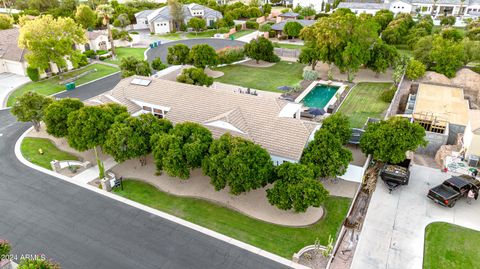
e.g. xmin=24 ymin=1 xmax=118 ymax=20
xmin=66 ymin=82 xmax=75 ymax=91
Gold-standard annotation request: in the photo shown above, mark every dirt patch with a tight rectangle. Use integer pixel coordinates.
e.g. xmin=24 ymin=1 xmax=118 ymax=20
xmin=205 ymin=68 xmax=224 ymax=78
xmin=419 ymin=71 xmax=453 ymax=85
xmin=298 ymin=249 xmax=329 ymax=269
xmin=240 ymin=59 xmax=276 ymax=67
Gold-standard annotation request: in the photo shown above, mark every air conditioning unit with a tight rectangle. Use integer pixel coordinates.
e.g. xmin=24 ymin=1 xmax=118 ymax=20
xmin=468 ymin=155 xmax=479 ymax=167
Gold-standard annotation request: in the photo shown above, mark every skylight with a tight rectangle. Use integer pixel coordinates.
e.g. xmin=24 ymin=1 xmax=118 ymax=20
xmin=131 ymin=78 xmax=152 ymax=86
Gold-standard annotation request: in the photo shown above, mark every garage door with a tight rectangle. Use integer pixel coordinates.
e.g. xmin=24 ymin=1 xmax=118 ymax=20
xmin=5 ymin=61 xmax=25 ymax=76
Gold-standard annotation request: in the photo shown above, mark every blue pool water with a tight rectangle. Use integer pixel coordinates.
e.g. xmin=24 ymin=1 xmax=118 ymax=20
xmin=302 ymin=84 xmax=339 ymax=108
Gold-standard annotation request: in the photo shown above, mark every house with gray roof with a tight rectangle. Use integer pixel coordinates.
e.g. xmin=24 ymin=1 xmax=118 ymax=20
xmin=271 ymin=20 xmax=315 ymax=37
xmin=134 ymin=4 xmax=222 ymax=34
xmin=0 ymin=28 xmax=27 ymax=76
xmin=86 ymin=76 xmax=320 ymax=164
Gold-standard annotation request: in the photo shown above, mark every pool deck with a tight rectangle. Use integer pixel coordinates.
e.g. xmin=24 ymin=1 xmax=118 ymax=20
xmin=295 ymin=80 xmax=348 ymax=110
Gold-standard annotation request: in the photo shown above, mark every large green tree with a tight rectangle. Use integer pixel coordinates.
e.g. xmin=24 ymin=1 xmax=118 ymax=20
xmin=429 ymin=36 xmax=465 ymax=78
xmin=366 ymin=40 xmax=399 ymax=75
xmin=75 ymin=4 xmax=97 ymax=29
xmin=202 ymin=134 xmax=274 ymax=195
xmin=405 ymin=58 xmax=426 ymax=80
xmin=188 ymin=44 xmax=218 ymax=69
xmin=321 ymin=113 xmax=351 ymax=144
xmin=266 ymin=162 xmax=329 ymax=212
xmin=187 ymin=17 xmax=206 ymax=36
xmin=284 ymin=21 xmax=303 ymax=38
xmin=96 ymin=4 xmax=115 ymax=57
xmin=360 ymin=117 xmax=427 ymax=164
xmin=151 ymin=122 xmax=212 ymax=179
xmin=373 ymin=9 xmax=394 ymax=31
xmin=177 ymin=67 xmax=213 ymax=86
xmin=168 ymin=0 xmax=184 ymax=31
xmin=18 ymin=15 xmax=87 ymax=71
xmin=104 ymin=114 xmax=173 ymax=165
xmin=11 ymin=92 xmax=52 ymax=132
xmin=119 ymin=56 xmax=151 ymax=77
xmin=301 ymin=128 xmax=352 ymax=178
xmin=298 ymin=43 xmax=321 ymax=70
xmin=167 ymin=44 xmax=190 ymax=65
xmin=44 ymin=98 xmax=84 ymax=138
xmin=244 ymin=36 xmax=279 ymax=64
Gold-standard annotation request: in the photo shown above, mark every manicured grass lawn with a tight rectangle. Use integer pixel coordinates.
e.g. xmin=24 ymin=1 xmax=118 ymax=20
xmin=104 ymin=47 xmax=146 ymax=64
xmin=113 ymin=179 xmax=351 ymax=258
xmin=157 ymin=32 xmax=183 ymax=40
xmin=274 ymin=42 xmax=305 ymax=50
xmin=7 ymin=64 xmax=119 ymax=107
xmin=186 ymin=29 xmax=218 ymax=38
xmin=337 ymin=82 xmax=392 ymax=128
xmin=230 ymin=30 xmax=255 ymax=39
xmin=214 ymin=61 xmax=305 ymax=92
xmin=21 ymin=137 xmax=79 ymax=170
xmin=424 ymin=222 xmax=480 ymax=269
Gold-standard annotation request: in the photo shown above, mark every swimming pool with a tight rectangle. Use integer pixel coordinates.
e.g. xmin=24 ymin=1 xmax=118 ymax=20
xmin=301 ymin=84 xmax=340 ymax=109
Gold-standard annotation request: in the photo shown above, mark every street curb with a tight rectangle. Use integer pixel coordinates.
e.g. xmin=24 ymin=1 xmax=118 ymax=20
xmin=14 ymin=127 xmax=309 ymax=269
xmin=1 ymin=80 xmax=31 ymax=109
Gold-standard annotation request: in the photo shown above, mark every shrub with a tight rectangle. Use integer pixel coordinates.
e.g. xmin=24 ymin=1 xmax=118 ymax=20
xmin=151 ymin=57 xmax=167 ymax=71
xmin=83 ymin=49 xmax=96 ymax=59
xmin=217 ymin=47 xmax=245 ymax=64
xmin=0 ymin=240 xmax=11 ymax=256
xmin=177 ymin=67 xmax=213 ymax=86
xmin=235 ymin=24 xmax=242 ymax=31
xmin=259 ymin=23 xmax=271 ymax=32
xmin=246 ymin=21 xmax=259 ymax=29
xmin=180 ymin=23 xmax=187 ymax=32
xmin=130 ymin=31 xmax=139 ymax=34
xmin=380 ymin=86 xmax=396 ymax=102
xmin=303 ymin=69 xmax=318 ymax=81
xmin=119 ymin=56 xmax=151 ymax=78
xmin=218 ymin=27 xmax=230 ymax=33
xmin=26 ymin=67 xmax=40 ymax=82
xmin=18 ymin=257 xmax=60 ymax=269
xmin=325 ymin=3 xmax=331 ymax=12
xmin=440 ymin=15 xmax=456 ymax=26
xmin=269 ymin=30 xmax=276 ymax=38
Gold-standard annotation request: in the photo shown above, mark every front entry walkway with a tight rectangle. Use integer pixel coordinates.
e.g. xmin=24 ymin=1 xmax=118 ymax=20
xmin=352 ymin=164 xmax=480 ymax=269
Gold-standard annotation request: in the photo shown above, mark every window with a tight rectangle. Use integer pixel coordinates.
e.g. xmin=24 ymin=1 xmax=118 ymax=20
xmin=142 ymin=106 xmax=152 ymax=111
xmin=144 ymin=20 xmax=148 ymax=24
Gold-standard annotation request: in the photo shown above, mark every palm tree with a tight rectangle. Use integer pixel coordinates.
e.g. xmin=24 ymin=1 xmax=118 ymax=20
xmin=96 ymin=4 xmax=116 ymax=59
xmin=458 ymin=0 xmax=465 ymax=17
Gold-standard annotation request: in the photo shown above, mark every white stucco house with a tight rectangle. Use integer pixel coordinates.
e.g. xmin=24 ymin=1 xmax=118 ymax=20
xmin=77 ymin=30 xmax=111 ymax=53
xmin=292 ymin=0 xmax=326 ymax=12
xmin=0 ymin=28 xmax=28 ymax=76
xmin=134 ymin=3 xmax=223 ymax=34
xmin=336 ymin=0 xmax=480 ymax=17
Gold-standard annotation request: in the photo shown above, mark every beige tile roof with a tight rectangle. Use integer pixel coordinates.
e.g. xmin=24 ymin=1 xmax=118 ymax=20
xmin=0 ymin=28 xmax=26 ymax=62
xmin=469 ymin=110 xmax=480 ymax=134
xmin=413 ymin=83 xmax=469 ymax=126
xmin=87 ymin=76 xmax=318 ymax=161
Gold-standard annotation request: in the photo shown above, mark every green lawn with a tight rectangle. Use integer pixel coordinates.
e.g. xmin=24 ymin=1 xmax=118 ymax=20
xmin=104 ymin=47 xmax=146 ymax=64
xmin=424 ymin=222 xmax=480 ymax=269
xmin=230 ymin=30 xmax=255 ymax=39
xmin=156 ymin=32 xmax=183 ymax=40
xmin=7 ymin=64 xmax=119 ymax=107
xmin=274 ymin=42 xmax=305 ymax=50
xmin=214 ymin=61 xmax=305 ymax=92
xmin=337 ymin=82 xmax=392 ymax=128
xmin=21 ymin=137 xmax=79 ymax=170
xmin=185 ymin=29 xmax=218 ymax=38
xmin=113 ymin=179 xmax=351 ymax=258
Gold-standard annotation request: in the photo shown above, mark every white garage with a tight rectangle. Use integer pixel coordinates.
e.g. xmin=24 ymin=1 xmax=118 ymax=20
xmin=0 ymin=28 xmax=28 ymax=77
xmin=1 ymin=60 xmax=26 ymax=76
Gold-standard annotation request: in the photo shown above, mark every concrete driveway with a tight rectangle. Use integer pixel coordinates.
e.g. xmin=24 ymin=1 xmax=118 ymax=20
xmin=0 ymin=73 xmax=30 ymax=108
xmin=352 ymin=164 xmax=480 ymax=269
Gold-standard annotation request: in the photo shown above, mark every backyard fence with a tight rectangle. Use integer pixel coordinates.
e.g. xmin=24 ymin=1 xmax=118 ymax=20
xmin=274 ymin=48 xmax=300 ymax=59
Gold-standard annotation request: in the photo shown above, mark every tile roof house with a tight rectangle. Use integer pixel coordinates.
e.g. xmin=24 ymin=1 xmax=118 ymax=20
xmin=77 ymin=30 xmax=111 ymax=53
xmin=0 ymin=28 xmax=28 ymax=76
xmin=134 ymin=4 xmax=222 ymax=34
xmin=271 ymin=19 xmax=315 ymax=37
xmin=86 ymin=76 xmax=320 ymax=163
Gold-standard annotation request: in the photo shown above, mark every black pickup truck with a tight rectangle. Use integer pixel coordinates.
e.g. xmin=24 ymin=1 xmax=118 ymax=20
xmin=427 ymin=175 xmax=480 ymax=207
xmin=380 ymin=159 xmax=411 ymax=193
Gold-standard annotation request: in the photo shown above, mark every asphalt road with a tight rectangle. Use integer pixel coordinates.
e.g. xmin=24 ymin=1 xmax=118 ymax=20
xmin=145 ymin=39 xmax=246 ymax=63
xmin=0 ymin=75 xmax=290 ymax=269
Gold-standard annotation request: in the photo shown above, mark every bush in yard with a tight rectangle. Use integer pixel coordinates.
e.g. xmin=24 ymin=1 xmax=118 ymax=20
xmin=83 ymin=49 xmax=96 ymax=59
xmin=298 ymin=45 xmax=321 ymax=70
xmin=405 ymin=58 xmax=426 ymax=80
xmin=217 ymin=47 xmax=244 ymax=64
xmin=151 ymin=122 xmax=212 ymax=179
xmin=284 ymin=21 xmax=303 ymax=38
xmin=11 ymin=91 xmax=52 ymax=132
xmin=0 ymin=240 xmax=11 ymax=257
xmin=259 ymin=23 xmax=271 ymax=32
xmin=244 ymin=36 xmax=279 ymax=63
xmin=380 ymin=86 xmax=396 ymax=102
xmin=177 ymin=67 xmax=213 ymax=86
xmin=202 ymin=133 xmax=274 ymax=195
xmin=44 ymin=98 xmax=84 ymax=138
xmin=440 ymin=27 xmax=463 ymax=42
xmin=247 ymin=7 xmax=262 ymax=18
xmin=321 ymin=113 xmax=351 ymax=145
xmin=440 ymin=15 xmax=456 ymax=26
xmin=301 ymin=128 xmax=352 ymax=178
xmin=303 ymin=69 xmax=318 ymax=81
xmin=151 ymin=57 xmax=167 ymax=71
xmin=235 ymin=24 xmax=242 ymax=31
xmin=111 ymin=29 xmax=132 ymax=41
xmin=360 ymin=117 xmax=427 ymax=163
xmin=26 ymin=66 xmax=40 ymax=81
xmin=167 ymin=44 xmax=190 ymax=65
xmin=246 ymin=21 xmax=259 ymax=29
xmin=104 ymin=114 xmax=173 ymax=165
xmin=0 ymin=14 xmax=13 ymax=29
xmin=188 ymin=17 xmax=206 ymax=35
xmin=218 ymin=27 xmax=230 ymax=33
xmin=267 ymin=163 xmax=329 ymax=212
xmin=119 ymin=56 xmax=151 ymax=77
xmin=18 ymin=257 xmax=60 ymax=269
xmin=188 ymin=44 xmax=218 ymax=69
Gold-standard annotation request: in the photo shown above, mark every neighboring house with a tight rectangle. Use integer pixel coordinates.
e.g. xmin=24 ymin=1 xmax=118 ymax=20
xmin=336 ymin=0 xmax=480 ymax=16
xmin=77 ymin=30 xmax=111 ymax=52
xmin=271 ymin=20 xmax=315 ymax=37
xmin=135 ymin=4 xmax=223 ymax=34
xmin=292 ymin=0 xmax=325 ymax=12
xmin=0 ymin=28 xmax=27 ymax=76
xmin=463 ymin=110 xmax=480 ymax=160
xmin=0 ymin=8 xmax=20 ymax=14
xmin=86 ymin=76 xmax=320 ymax=164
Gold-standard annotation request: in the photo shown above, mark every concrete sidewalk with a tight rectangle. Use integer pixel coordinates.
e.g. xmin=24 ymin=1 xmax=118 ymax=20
xmin=351 ymin=164 xmax=480 ymax=269
xmin=236 ymin=31 xmax=261 ymax=43
xmin=72 ymin=158 xmax=117 ymax=184
xmin=0 ymin=73 xmax=30 ymax=108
